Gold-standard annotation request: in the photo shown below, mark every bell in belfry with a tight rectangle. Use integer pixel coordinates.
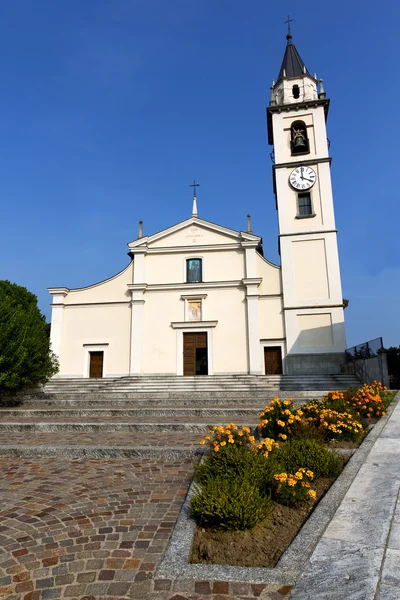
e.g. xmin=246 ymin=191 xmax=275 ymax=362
xmin=293 ymin=129 xmax=307 ymax=150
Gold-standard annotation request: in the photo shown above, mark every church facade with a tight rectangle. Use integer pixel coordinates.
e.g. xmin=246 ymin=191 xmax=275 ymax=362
xmin=48 ymin=32 xmax=347 ymax=379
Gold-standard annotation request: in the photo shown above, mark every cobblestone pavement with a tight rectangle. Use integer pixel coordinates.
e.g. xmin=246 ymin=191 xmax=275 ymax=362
xmin=0 ymin=457 xmax=291 ymax=600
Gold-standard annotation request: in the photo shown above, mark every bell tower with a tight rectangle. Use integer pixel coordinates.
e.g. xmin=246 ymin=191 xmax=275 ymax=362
xmin=267 ymin=31 xmax=346 ymax=374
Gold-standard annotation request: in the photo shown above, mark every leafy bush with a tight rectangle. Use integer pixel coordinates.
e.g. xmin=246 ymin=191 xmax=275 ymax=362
xmin=190 ymin=476 xmax=273 ymax=530
xmin=0 ymin=281 xmax=59 ymax=394
xmin=258 ymin=397 xmax=305 ymax=441
xmin=277 ymin=438 xmax=342 ymax=478
xmin=194 ymin=444 xmax=279 ymax=493
xmin=272 ymin=469 xmax=316 ymax=505
xmin=344 ymin=383 xmax=387 ymax=418
xmin=302 ymin=401 xmax=364 ymax=442
xmin=191 ymin=444 xmax=279 ymax=530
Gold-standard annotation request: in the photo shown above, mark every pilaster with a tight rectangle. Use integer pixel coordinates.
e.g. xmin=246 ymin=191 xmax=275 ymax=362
xmin=242 ymin=278 xmax=262 ymax=374
xmin=48 ymin=288 xmax=69 ymax=361
xmin=128 ymin=284 xmax=147 ymax=375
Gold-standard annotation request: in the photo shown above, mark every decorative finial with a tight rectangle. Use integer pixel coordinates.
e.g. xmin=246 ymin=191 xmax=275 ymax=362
xmin=138 ymin=220 xmax=143 ymax=238
xmin=247 ymin=214 xmax=252 ymax=234
xmin=189 ymin=180 xmax=200 ymax=217
xmin=284 ymin=15 xmax=294 ymax=43
xmin=192 ymin=196 xmax=198 ymax=217
xmin=319 ymin=79 xmax=326 ymax=98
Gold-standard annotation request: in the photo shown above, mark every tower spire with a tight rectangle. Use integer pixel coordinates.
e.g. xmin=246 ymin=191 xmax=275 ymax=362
xmin=189 ymin=180 xmax=200 ymax=217
xmin=276 ymin=22 xmax=310 ymax=84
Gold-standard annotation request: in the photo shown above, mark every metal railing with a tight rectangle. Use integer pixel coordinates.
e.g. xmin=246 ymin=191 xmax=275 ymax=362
xmin=345 ymin=337 xmax=383 ymax=362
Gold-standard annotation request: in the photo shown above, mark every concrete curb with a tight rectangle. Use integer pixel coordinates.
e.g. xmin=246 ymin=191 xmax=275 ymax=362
xmin=156 ymin=392 xmax=399 ymax=585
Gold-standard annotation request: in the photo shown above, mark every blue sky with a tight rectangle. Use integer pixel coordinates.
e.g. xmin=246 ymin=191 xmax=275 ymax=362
xmin=0 ymin=1 xmax=398 ymax=348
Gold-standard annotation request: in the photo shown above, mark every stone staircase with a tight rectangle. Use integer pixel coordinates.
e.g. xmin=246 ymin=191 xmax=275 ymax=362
xmin=0 ymin=374 xmax=361 ymax=459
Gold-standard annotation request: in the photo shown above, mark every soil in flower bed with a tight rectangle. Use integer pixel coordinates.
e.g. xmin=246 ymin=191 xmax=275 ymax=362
xmin=190 ymin=476 xmax=335 ymax=568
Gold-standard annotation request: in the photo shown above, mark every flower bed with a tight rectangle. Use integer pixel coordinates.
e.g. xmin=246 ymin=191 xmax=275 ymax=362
xmin=190 ymin=382 xmax=395 ymax=567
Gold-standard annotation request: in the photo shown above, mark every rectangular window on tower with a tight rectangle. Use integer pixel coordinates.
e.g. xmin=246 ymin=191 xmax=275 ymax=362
xmin=296 ymin=192 xmax=314 ymax=218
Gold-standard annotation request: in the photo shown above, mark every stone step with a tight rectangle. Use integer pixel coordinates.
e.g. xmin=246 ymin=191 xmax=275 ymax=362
xmin=0 ymin=430 xmax=204 ymax=459
xmin=44 ymin=381 xmax=359 ymax=392
xmin=0 ymin=420 xmax=258 ymax=433
xmin=0 ymin=406 xmax=264 ymax=418
xmin=20 ymin=391 xmax=325 ymax=405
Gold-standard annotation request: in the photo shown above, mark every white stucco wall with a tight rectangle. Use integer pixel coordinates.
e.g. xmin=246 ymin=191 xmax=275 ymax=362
xmin=59 ymin=304 xmax=131 ymax=377
xmin=144 ymin=248 xmax=245 ymax=285
xmin=63 ymin=263 xmax=133 ymax=305
xmin=140 ymin=286 xmax=248 ymax=375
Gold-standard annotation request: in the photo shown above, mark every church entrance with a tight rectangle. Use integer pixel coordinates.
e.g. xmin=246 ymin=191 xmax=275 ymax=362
xmin=183 ymin=332 xmax=208 ymax=376
xmin=89 ymin=351 xmax=104 ymax=378
xmin=264 ymin=347 xmax=283 ymax=375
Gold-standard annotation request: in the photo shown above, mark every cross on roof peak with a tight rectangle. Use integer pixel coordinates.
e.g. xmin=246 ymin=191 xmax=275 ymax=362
xmin=284 ymin=15 xmax=294 ymax=35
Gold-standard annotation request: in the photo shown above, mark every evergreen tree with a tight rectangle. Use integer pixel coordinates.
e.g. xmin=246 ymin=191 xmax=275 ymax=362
xmin=0 ymin=281 xmax=58 ymax=393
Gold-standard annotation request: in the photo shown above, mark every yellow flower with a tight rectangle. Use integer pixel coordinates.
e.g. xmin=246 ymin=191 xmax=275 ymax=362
xmin=199 ymin=440 xmax=206 ymax=445
xmin=307 ymin=489 xmax=317 ymax=499
xmin=279 ymin=433 xmax=287 ymax=440
xmin=220 ymin=441 xmax=226 ymax=446
xmin=277 ymin=420 xmax=285 ymax=428
xmin=214 ymin=445 xmax=220 ymax=452
xmin=287 ymin=477 xmax=297 ymax=487
xmin=238 ymin=431 xmax=243 ymax=436
xmin=249 ymin=436 xmax=255 ymax=443
xmin=228 ymin=437 xmax=234 ymax=444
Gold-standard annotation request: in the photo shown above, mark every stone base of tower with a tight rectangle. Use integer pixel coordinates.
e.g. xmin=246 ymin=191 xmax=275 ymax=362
xmin=286 ymin=353 xmax=345 ymax=375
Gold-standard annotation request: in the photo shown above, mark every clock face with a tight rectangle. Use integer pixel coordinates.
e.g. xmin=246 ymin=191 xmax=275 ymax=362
xmin=289 ymin=166 xmax=316 ymax=190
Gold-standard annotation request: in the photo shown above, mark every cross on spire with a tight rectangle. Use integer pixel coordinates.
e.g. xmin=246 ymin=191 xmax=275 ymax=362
xmin=284 ymin=15 xmax=294 ymax=34
xmin=189 ymin=179 xmax=200 ymax=199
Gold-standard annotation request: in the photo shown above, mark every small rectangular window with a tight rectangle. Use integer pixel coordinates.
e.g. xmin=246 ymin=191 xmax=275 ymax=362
xmin=186 ymin=258 xmax=202 ymax=283
xmin=297 ymin=192 xmax=312 ymax=216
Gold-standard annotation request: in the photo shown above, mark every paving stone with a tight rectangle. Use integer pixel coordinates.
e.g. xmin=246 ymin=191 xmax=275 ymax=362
xmin=63 ymin=583 xmax=87 ymax=597
xmin=107 ymin=581 xmax=131 ymax=595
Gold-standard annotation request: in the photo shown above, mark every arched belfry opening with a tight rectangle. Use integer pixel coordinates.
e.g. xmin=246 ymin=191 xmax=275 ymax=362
xmin=290 ymin=120 xmax=309 ymax=155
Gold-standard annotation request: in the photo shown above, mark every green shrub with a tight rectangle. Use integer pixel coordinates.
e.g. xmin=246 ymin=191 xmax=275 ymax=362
xmin=194 ymin=444 xmax=280 ymax=493
xmin=0 ymin=281 xmax=58 ymax=394
xmin=272 ymin=468 xmax=316 ymax=505
xmin=190 ymin=477 xmax=273 ymax=530
xmin=278 ymin=438 xmax=342 ymax=478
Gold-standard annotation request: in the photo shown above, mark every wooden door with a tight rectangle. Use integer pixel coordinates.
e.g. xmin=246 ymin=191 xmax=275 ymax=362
xmin=183 ymin=332 xmax=208 ymax=376
xmin=89 ymin=351 xmax=104 ymax=378
xmin=264 ymin=347 xmax=283 ymax=375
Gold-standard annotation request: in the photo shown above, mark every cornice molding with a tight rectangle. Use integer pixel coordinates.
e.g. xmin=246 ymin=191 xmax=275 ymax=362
xmin=48 ymin=287 xmax=69 ymax=296
xmin=146 ymin=243 xmax=243 ymax=254
xmin=144 ymin=281 xmax=242 ymax=292
xmin=279 ymin=229 xmax=337 ymax=238
xmin=283 ymin=303 xmax=346 ymax=310
xmin=171 ymin=320 xmax=218 ymax=329
xmin=180 ymin=294 xmax=208 ymax=300
xmin=273 ymin=157 xmax=332 ymax=170
xmin=59 ymin=301 xmax=130 ymax=308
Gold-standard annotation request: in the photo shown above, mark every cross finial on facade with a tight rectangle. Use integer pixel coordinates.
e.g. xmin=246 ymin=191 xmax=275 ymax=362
xmin=284 ymin=15 xmax=294 ymax=34
xmin=189 ymin=179 xmax=200 ymax=199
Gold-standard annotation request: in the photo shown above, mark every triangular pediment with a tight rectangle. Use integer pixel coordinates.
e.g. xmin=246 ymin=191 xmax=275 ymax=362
xmin=128 ymin=217 xmax=261 ymax=250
